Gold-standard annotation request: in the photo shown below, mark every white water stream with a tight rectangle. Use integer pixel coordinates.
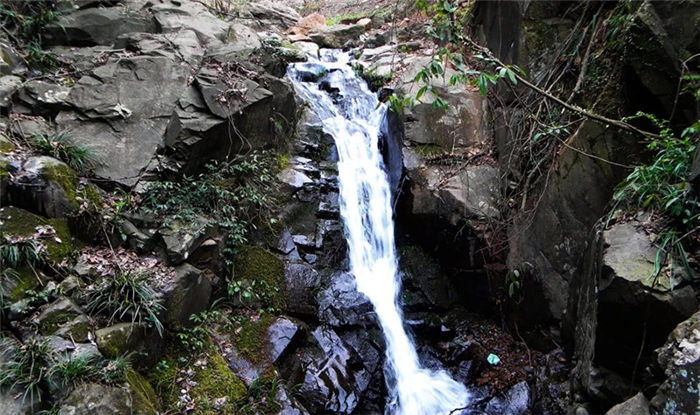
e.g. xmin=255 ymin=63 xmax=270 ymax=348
xmin=288 ymin=51 xmax=469 ymax=415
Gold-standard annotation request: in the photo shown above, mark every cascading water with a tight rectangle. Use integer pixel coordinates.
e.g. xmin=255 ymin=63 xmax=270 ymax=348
xmin=287 ymin=51 xmax=470 ymax=414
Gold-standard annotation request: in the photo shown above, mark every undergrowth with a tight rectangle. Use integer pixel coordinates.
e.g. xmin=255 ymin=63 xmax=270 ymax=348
xmin=0 ymin=337 xmax=132 ymax=409
xmin=142 ymin=151 xmax=278 ymax=269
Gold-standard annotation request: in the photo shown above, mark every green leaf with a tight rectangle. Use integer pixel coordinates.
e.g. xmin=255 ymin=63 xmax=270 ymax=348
xmin=478 ymin=74 xmax=488 ymax=97
xmin=507 ymin=69 xmax=517 ymax=85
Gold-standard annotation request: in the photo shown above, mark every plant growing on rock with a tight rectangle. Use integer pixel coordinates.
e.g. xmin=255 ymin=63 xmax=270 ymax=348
xmin=85 ymin=271 xmax=164 ymax=336
xmin=0 ymin=337 xmax=52 ymax=408
xmin=143 ymin=151 xmax=279 ymax=268
xmin=30 ymin=132 xmax=100 ymax=174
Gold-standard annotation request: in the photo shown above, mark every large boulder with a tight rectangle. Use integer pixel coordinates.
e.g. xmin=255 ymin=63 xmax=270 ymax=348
xmin=43 ymin=5 xmax=156 ymax=46
xmin=317 ymin=271 xmax=376 ymax=327
xmin=161 ymin=264 xmax=212 ymax=330
xmin=565 ymin=218 xmax=698 ymax=407
xmin=7 ymin=156 xmax=78 ymax=218
xmin=308 ymin=24 xmax=366 ymax=49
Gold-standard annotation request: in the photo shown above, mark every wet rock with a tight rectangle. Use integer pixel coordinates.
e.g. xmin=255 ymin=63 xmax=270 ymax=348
xmin=276 ymin=230 xmax=297 ymax=255
xmin=60 ymin=383 xmax=133 ymax=415
xmin=44 ymin=6 xmax=156 ymax=46
xmin=8 ymin=156 xmax=78 ymax=218
xmin=607 ymin=392 xmax=649 ymax=415
xmin=268 ymin=317 xmax=301 ymax=363
xmin=161 ymin=264 xmax=212 ymax=330
xmin=308 ymin=24 xmax=366 ymax=49
xmin=297 ymin=327 xmax=369 ymax=414
xmin=484 ymin=381 xmax=530 ymax=415
xmin=318 ymin=271 xmax=376 ymax=327
xmin=159 ymin=215 xmax=218 ymax=265
xmin=278 ymin=167 xmax=314 ymax=189
xmin=38 ymin=296 xmax=91 ymax=342
xmin=317 ymin=191 xmax=339 ymax=219
xmin=651 ymin=309 xmax=700 ymax=414
xmin=0 ymin=43 xmax=20 ymax=75
xmin=283 ymin=263 xmax=321 ymax=319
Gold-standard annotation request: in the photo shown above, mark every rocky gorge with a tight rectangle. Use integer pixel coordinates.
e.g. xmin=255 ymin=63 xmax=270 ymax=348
xmin=0 ymin=0 xmax=699 ymax=414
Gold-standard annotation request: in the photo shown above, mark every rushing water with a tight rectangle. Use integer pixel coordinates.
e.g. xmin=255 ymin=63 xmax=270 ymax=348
xmin=287 ymin=51 xmax=470 ymax=414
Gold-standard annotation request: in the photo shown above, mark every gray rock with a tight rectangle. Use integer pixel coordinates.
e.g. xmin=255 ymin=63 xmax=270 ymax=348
xmin=308 ymin=25 xmax=366 ymax=49
xmin=607 ymin=392 xmax=649 ymax=415
xmin=267 ymin=317 xmax=301 ymax=363
xmin=0 ymin=43 xmax=21 ymax=75
xmin=59 ymin=383 xmax=132 ymax=415
xmin=283 ymin=263 xmax=321 ymax=318
xmin=278 ymin=167 xmax=314 ymax=188
xmin=239 ymin=1 xmax=301 ymax=32
xmin=152 ymin=0 xmax=231 ymax=45
xmin=0 ymin=75 xmax=21 ymax=109
xmin=44 ymin=6 xmax=156 ymax=46
xmin=8 ymin=156 xmax=78 ymax=218
xmin=276 ymin=230 xmax=297 ymax=254
xmin=38 ymin=296 xmax=92 ymax=342
xmin=57 ymin=53 xmax=189 ymax=186
xmin=0 ymin=386 xmax=34 ymax=415
xmin=293 ymin=41 xmax=320 ymax=58
xmin=318 ymin=271 xmax=376 ymax=327
xmin=18 ymin=80 xmax=71 ymax=116
xmin=115 ymin=30 xmax=205 ymax=67
xmin=159 ymin=215 xmax=218 ymax=265
xmin=408 ymin=163 xmax=501 ymax=222
xmin=162 ymin=264 xmax=212 ymax=330
xmin=651 ymin=309 xmax=700 ymax=414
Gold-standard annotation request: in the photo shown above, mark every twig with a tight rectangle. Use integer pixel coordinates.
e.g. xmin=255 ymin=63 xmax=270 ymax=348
xmin=464 ymin=37 xmax=664 ymax=141
xmin=567 ymin=5 xmax=604 ymax=104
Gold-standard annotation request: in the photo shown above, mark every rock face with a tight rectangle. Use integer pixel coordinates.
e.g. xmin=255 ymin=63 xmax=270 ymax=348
xmin=565 ymin=218 xmax=697 ymax=408
xmin=651 ymin=310 xmax=700 ymax=415
xmin=60 ymin=383 xmax=133 ymax=414
xmin=161 ymin=264 xmax=212 ymax=330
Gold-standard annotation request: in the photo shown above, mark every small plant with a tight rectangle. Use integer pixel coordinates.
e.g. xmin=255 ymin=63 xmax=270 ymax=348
xmin=1 ymin=238 xmax=45 ymax=268
xmin=99 ymin=353 xmax=132 ymax=384
xmin=50 ymin=351 xmax=101 ymax=387
xmin=86 ymin=272 xmax=164 ymax=336
xmin=23 ymin=41 xmax=61 ymax=71
xmin=0 ymin=337 xmax=52 ymax=408
xmin=30 ymin=132 xmax=99 ymax=174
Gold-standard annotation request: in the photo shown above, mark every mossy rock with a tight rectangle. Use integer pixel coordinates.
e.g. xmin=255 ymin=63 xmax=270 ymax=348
xmin=0 ymin=133 xmax=15 ymax=154
xmin=4 ymin=267 xmax=43 ymax=303
xmin=234 ymin=313 xmax=276 ymax=364
xmin=42 ymin=161 xmax=79 ymax=208
xmin=0 ymin=206 xmax=77 ymax=263
xmin=148 ymin=340 xmax=246 ymax=414
xmin=234 ymin=246 xmax=286 ymax=311
xmin=125 ymin=368 xmax=159 ymax=415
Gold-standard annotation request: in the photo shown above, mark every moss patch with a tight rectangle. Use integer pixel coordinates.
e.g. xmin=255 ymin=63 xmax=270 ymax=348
xmin=43 ymin=163 xmax=79 ymax=208
xmin=125 ymin=368 xmax=159 ymax=415
xmin=234 ymin=313 xmax=276 ymax=364
xmin=79 ymin=183 xmax=104 ymax=212
xmin=234 ymin=247 xmax=286 ymax=311
xmin=6 ymin=267 xmax=42 ymax=303
xmin=0 ymin=206 xmax=77 ymax=263
xmin=148 ymin=339 xmax=246 ymax=415
xmin=411 ymin=144 xmax=445 ymax=157
xmin=0 ymin=134 xmax=15 ymax=154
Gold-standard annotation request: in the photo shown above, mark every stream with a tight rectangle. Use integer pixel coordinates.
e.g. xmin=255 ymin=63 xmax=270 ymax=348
xmin=287 ymin=50 xmax=470 ymax=415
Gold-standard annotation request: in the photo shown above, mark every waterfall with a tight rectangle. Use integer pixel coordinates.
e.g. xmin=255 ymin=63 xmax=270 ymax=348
xmin=287 ymin=50 xmax=470 ymax=415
